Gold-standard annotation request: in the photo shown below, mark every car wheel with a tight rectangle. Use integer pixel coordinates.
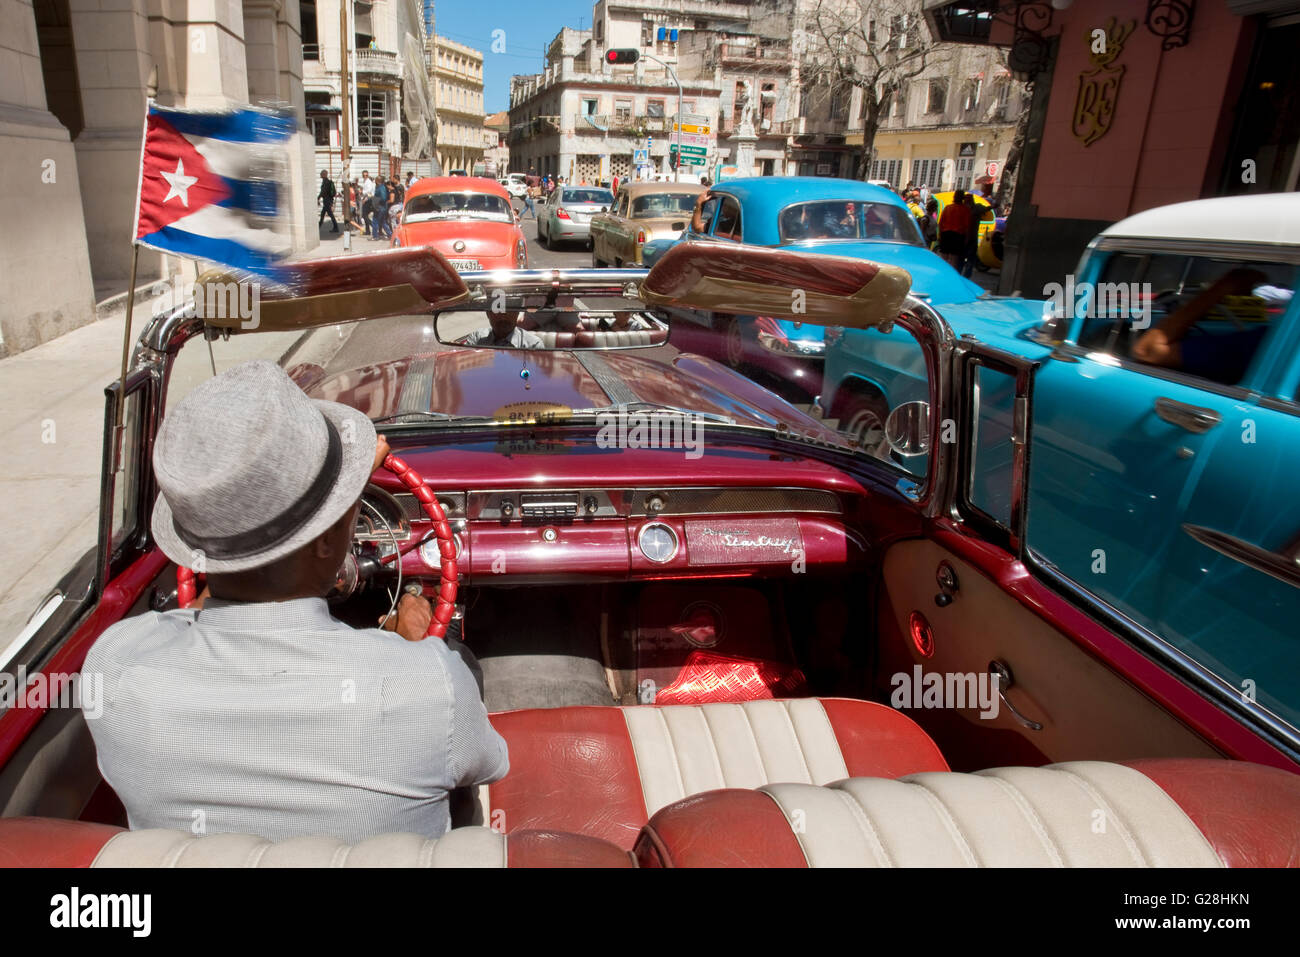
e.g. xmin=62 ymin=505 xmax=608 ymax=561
xmin=723 ymin=316 xmax=746 ymax=368
xmin=838 ymin=390 xmax=891 ymax=452
xmin=586 ymin=237 xmax=593 ymax=252
xmin=537 ymin=221 xmax=548 ymax=248
xmin=592 ymin=250 xmax=603 ymax=267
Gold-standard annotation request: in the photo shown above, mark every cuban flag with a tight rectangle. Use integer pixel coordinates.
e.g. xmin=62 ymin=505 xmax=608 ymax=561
xmin=133 ymin=102 xmax=297 ymax=273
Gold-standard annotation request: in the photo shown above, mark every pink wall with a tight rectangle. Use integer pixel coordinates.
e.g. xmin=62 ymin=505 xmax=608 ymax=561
xmin=1030 ymin=0 xmax=1248 ymax=222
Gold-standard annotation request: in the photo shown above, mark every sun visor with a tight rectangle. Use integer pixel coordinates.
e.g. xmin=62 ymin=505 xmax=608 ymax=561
xmin=639 ymin=241 xmax=911 ymax=328
xmin=193 ymin=247 xmax=470 ymax=332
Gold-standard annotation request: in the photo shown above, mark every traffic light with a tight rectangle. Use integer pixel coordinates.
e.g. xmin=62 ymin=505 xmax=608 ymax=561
xmin=605 ymin=48 xmax=639 ymax=65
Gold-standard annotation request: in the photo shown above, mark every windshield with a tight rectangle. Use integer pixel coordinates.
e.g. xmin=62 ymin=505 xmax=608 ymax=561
xmin=631 ymin=193 xmax=698 ymax=217
xmin=404 ymin=192 xmax=513 ymax=223
xmin=199 ymin=296 xmax=934 ymax=486
xmin=561 ymin=188 xmax=614 ymax=206
xmin=778 ymin=201 xmax=924 ymax=245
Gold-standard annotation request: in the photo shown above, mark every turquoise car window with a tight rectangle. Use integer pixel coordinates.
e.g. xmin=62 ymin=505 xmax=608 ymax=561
xmin=778 ymin=201 xmax=923 ymax=245
xmin=713 ymin=197 xmax=743 ymax=241
xmin=1077 ymin=253 xmax=1294 ymax=387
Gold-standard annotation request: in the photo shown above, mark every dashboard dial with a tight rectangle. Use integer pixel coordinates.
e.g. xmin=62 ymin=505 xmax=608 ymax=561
xmin=638 ymin=522 xmax=679 ymax=564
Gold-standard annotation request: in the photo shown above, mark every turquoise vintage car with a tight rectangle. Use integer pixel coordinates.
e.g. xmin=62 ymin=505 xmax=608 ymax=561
xmin=829 ymin=192 xmax=1300 ymax=736
xmin=640 ymin=177 xmax=981 ymax=400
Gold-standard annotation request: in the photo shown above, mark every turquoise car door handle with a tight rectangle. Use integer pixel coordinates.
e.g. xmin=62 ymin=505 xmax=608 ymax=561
xmin=1154 ymin=397 xmax=1221 ymax=434
xmin=1183 ymin=524 xmax=1300 ymax=589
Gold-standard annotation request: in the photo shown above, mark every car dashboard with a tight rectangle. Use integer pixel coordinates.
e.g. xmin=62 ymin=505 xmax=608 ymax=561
xmin=356 ymin=481 xmax=864 ymax=585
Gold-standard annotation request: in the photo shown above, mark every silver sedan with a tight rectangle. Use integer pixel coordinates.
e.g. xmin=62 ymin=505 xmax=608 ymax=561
xmin=537 ymin=186 xmax=616 ymax=249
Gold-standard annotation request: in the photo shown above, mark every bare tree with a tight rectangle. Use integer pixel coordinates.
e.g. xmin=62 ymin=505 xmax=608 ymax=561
xmin=799 ymin=0 xmax=946 ymax=180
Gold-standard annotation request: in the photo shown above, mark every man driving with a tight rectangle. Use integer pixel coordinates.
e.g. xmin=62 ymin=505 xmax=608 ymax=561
xmin=81 ymin=360 xmax=508 ymax=842
xmin=463 ymin=309 xmax=543 ymax=349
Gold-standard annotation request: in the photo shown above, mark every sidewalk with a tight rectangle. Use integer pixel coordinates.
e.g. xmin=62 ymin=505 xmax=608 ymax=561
xmin=0 ymin=224 xmax=382 ymax=653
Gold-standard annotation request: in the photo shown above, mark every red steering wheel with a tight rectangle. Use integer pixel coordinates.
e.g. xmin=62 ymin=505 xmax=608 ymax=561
xmin=176 ymin=453 xmax=459 ymax=640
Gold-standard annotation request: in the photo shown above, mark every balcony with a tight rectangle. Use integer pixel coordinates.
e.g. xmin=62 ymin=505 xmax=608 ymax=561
xmin=355 ymin=48 xmax=400 ymax=79
xmin=508 ymin=115 xmax=563 ymax=143
xmin=568 ymin=114 xmax=664 ymax=137
xmin=714 ymin=41 xmax=794 ymax=69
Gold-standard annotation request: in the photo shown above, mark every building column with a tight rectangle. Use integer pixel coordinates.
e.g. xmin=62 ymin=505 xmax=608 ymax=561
xmin=0 ymin=0 xmax=97 ymax=354
xmin=65 ymin=0 xmax=155 ymax=290
xmin=244 ymin=0 xmax=315 ymax=250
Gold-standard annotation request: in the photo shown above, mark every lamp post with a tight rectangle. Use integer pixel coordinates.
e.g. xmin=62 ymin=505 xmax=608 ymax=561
xmin=639 ymin=51 xmax=683 ymax=183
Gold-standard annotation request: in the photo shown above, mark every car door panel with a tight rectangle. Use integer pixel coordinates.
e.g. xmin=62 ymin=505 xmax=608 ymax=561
xmin=876 ymin=538 xmax=1222 ymax=772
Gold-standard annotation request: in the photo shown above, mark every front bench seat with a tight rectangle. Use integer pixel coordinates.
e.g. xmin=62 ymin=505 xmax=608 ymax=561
xmin=633 ymin=759 xmax=1300 ymax=867
xmin=0 ymin=819 xmax=631 ymax=868
xmin=486 ymin=698 xmax=948 ymax=850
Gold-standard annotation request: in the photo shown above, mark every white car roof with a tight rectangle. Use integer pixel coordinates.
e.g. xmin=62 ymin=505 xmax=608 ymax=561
xmin=1100 ymin=192 xmax=1300 ymax=246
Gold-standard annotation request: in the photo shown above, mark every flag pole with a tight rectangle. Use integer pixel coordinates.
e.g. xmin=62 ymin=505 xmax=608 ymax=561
xmin=115 ymin=243 xmax=141 ymax=457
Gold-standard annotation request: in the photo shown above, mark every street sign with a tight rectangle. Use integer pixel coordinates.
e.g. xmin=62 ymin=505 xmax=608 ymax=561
xmin=677 ymin=132 xmax=711 ymax=147
xmin=633 ymin=148 xmax=649 ymax=165
xmin=986 ymin=161 xmax=1000 ymax=178
xmin=671 ymin=144 xmax=707 ymax=157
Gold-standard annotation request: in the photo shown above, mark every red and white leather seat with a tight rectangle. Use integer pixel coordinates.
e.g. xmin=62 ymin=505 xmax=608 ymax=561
xmin=0 ymin=819 xmax=632 ymax=868
xmin=486 ymin=698 xmax=948 ymax=849
xmin=633 ymin=759 xmax=1300 ymax=867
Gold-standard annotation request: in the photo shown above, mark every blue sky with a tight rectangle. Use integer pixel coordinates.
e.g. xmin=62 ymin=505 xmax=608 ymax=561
xmin=435 ymin=0 xmax=598 ymax=113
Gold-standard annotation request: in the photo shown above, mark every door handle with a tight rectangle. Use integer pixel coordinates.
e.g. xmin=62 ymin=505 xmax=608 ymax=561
xmin=1154 ymin=397 xmax=1221 ymax=434
xmin=988 ymin=660 xmax=1043 ymax=731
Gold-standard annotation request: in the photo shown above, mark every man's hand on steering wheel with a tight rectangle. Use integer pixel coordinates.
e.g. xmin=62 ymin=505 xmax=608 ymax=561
xmin=383 ymin=591 xmax=433 ymax=642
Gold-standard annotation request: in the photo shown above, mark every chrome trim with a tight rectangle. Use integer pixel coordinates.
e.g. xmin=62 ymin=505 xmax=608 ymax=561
xmin=637 ymin=521 xmax=679 ymax=563
xmin=1045 ymin=341 xmax=1257 ymax=402
xmin=1182 ymin=524 xmax=1300 ymax=589
xmin=1154 ymin=396 xmax=1222 ymax=434
xmin=1090 ymin=236 xmax=1300 ymax=264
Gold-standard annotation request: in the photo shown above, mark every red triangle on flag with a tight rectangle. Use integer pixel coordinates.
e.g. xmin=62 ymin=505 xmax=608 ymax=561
xmin=135 ymin=113 xmax=232 ymax=239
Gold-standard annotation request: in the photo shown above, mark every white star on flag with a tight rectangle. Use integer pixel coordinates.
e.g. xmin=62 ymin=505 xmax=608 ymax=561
xmin=160 ymin=158 xmax=199 ymax=207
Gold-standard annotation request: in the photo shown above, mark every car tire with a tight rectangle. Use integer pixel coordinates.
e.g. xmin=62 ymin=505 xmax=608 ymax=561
xmin=838 ymin=389 xmax=891 ymax=451
xmin=537 ymin=221 xmax=548 ymax=248
xmin=592 ymin=250 xmax=603 ymax=267
xmin=723 ymin=316 xmax=746 ymax=368
xmin=586 ymin=237 xmax=594 ymax=252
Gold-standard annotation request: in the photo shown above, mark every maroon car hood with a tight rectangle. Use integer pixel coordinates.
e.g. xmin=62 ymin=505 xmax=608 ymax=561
xmin=294 ymin=347 xmax=840 ymax=438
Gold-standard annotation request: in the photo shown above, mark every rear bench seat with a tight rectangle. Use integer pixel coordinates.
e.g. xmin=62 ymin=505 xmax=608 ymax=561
xmin=633 ymin=759 xmax=1300 ymax=867
xmin=0 ymin=819 xmax=632 ymax=868
xmin=486 ymin=698 xmax=948 ymax=849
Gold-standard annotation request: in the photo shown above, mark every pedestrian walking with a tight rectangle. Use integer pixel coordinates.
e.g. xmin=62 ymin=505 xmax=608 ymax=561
xmin=359 ymin=171 xmax=376 ymax=237
xmin=920 ymin=198 xmax=939 ymax=250
xmin=612 ymin=174 xmax=620 ymax=195
xmin=522 ymin=182 xmax=538 ymax=219
xmin=318 ymin=170 xmax=338 ymax=232
xmin=937 ymin=189 xmax=971 ymax=270
xmin=372 ymin=177 xmax=390 ymax=240
xmin=961 ymin=193 xmax=980 ymax=278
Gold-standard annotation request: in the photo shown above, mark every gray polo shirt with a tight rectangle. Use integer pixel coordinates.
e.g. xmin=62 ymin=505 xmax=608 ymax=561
xmin=81 ymin=597 xmax=508 ymax=843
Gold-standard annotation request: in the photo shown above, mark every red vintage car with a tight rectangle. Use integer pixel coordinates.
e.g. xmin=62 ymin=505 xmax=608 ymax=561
xmin=0 ymin=244 xmax=1297 ymax=873
xmin=390 ymin=176 xmax=527 ymax=272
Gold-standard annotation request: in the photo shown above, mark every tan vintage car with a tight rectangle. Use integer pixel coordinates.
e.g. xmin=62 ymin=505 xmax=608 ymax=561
xmin=589 ymin=181 xmax=704 ymax=267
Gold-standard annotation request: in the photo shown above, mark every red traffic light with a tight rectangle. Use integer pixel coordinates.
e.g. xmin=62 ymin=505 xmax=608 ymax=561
xmin=605 ymin=48 xmax=640 ymax=65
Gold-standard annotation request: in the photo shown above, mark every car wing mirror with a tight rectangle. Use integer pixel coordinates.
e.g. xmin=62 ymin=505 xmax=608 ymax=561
xmin=639 ymin=240 xmax=911 ymax=329
xmin=193 ymin=248 xmax=470 ymax=332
